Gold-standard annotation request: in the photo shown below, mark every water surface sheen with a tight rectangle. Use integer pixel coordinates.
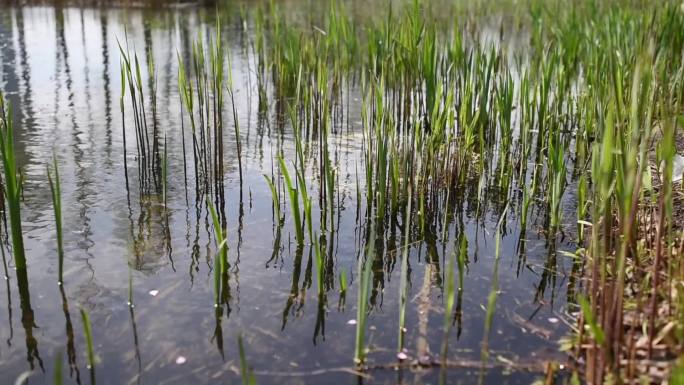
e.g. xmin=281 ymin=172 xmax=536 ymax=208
xmin=0 ymin=5 xmax=574 ymax=385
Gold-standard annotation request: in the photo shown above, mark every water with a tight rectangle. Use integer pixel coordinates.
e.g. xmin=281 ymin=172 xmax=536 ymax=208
xmin=0 ymin=5 xmax=576 ymax=384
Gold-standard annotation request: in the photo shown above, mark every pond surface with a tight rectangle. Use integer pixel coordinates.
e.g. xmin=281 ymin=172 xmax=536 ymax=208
xmin=0 ymin=5 xmax=576 ymax=385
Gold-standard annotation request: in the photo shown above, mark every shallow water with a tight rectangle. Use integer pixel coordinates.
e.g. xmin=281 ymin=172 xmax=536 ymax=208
xmin=0 ymin=5 xmax=577 ymax=385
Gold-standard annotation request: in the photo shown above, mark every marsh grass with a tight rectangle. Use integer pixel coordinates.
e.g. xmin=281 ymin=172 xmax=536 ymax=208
xmin=241 ymin=4 xmax=684 ymax=374
xmin=4 ymin=1 xmax=684 ymax=384
xmin=119 ymin=40 xmax=160 ymax=196
xmin=354 ymin=224 xmax=376 ymax=365
xmin=175 ymin=29 xmax=230 ymax=211
xmin=238 ymin=335 xmax=257 ymax=385
xmin=278 ymin=156 xmax=304 ymax=245
xmin=207 ymin=198 xmax=229 ymax=307
xmin=397 ymin=187 xmax=412 ymax=353
xmin=0 ymin=93 xmax=26 ymax=271
xmin=338 ymin=269 xmax=347 ymax=309
xmin=313 ymin=234 xmax=325 ymax=298
xmin=47 ymin=155 xmax=64 ymax=284
xmin=80 ymin=308 xmax=95 ymax=385
xmin=263 ymin=174 xmax=282 ymax=225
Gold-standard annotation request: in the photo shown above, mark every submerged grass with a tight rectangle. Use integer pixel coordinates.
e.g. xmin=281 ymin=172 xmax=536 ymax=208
xmin=80 ymin=308 xmax=95 ymax=385
xmin=354 ymin=224 xmax=376 ymax=366
xmin=238 ymin=335 xmax=257 ymax=385
xmin=207 ymin=197 xmax=228 ymax=307
xmin=278 ymin=156 xmax=304 ymax=246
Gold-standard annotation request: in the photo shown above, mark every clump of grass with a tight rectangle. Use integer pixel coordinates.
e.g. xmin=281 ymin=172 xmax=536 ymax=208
xmin=176 ymin=28 xmax=230 ymax=208
xmin=118 ymin=40 xmax=160 ymax=195
xmin=278 ymin=156 xmax=304 ymax=246
xmin=207 ymin=198 xmax=228 ymax=307
xmin=0 ymin=93 xmax=26 ymax=271
xmin=547 ymin=129 xmax=567 ymax=231
xmin=354 ymin=225 xmax=376 ymax=365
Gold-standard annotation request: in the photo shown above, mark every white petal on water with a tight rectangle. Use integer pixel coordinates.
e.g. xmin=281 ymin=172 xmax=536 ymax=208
xmin=14 ymin=371 xmax=32 ymax=385
xmin=149 ymin=290 xmax=159 ymax=297
xmin=175 ymin=356 xmax=186 ymax=365
xmin=347 ymin=319 xmax=357 ymax=325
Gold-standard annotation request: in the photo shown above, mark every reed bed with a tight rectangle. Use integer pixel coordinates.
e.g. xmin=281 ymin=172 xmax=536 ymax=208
xmin=0 ymin=93 xmax=27 ymax=272
xmin=115 ymin=0 xmax=684 ymax=380
xmin=243 ymin=0 xmax=684 ymax=381
xmin=1 ymin=0 xmax=682 ymax=384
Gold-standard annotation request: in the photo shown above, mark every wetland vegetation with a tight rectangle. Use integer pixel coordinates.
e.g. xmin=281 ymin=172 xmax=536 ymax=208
xmin=0 ymin=0 xmax=683 ymax=384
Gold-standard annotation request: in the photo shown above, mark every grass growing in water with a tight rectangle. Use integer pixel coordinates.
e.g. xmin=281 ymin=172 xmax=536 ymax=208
xmin=0 ymin=93 xmax=27 ymax=271
xmin=80 ymin=308 xmax=95 ymax=385
xmin=238 ymin=334 xmax=257 ymax=385
xmin=3 ymin=1 xmax=684 ymax=384
xmin=207 ymin=198 xmax=229 ymax=307
xmin=354 ymin=225 xmax=376 ymax=365
xmin=278 ymin=156 xmax=304 ymax=246
xmin=47 ymin=155 xmax=64 ymax=284
xmin=397 ymin=187 xmax=412 ymax=353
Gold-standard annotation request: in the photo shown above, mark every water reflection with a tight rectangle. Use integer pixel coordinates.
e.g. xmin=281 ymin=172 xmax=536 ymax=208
xmin=1 ymin=243 xmax=13 ymax=349
xmin=16 ymin=265 xmax=43 ymax=372
xmin=59 ymin=283 xmax=82 ymax=384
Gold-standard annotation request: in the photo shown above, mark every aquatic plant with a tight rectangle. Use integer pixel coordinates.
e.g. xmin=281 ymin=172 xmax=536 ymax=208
xmin=47 ymin=155 xmax=64 ymax=284
xmin=278 ymin=156 xmax=304 ymax=245
xmin=263 ymin=174 xmax=282 ymax=225
xmin=0 ymin=93 xmax=26 ymax=271
xmin=354 ymin=225 xmax=376 ymax=365
xmin=2 ymin=2 xmax=684 ymax=384
xmin=313 ymin=233 xmax=325 ymax=298
xmin=80 ymin=308 xmax=95 ymax=385
xmin=176 ymin=30 xmax=229 ymax=206
xmin=119 ymin=41 xmax=159 ymax=195
xmin=238 ymin=335 xmax=257 ymax=385
xmin=207 ymin=198 xmax=228 ymax=307
xmin=397 ymin=187 xmax=412 ymax=352
xmin=162 ymin=136 xmax=168 ymax=206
